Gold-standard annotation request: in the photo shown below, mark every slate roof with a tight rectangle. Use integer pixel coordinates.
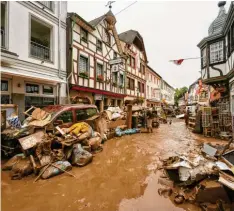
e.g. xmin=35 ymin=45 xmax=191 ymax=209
xmin=118 ymin=30 xmax=141 ymax=44
xmin=89 ymin=10 xmax=115 ymax=27
xmin=208 ymin=1 xmax=227 ymax=36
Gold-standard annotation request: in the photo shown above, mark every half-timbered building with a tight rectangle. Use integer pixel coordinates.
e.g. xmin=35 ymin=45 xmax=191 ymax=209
xmin=197 ymin=1 xmax=234 ymax=121
xmin=118 ymin=30 xmax=148 ymax=106
xmin=66 ymin=10 xmax=126 ymax=111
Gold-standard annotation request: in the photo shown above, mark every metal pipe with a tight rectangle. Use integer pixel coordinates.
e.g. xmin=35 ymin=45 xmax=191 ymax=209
xmin=67 ymin=20 xmax=75 ymax=104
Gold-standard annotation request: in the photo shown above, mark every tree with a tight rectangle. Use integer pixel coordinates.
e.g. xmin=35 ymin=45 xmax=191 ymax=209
xmin=174 ymin=86 xmax=188 ymax=106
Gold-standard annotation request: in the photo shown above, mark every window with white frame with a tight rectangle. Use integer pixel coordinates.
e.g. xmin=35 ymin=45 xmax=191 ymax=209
xmin=30 ymin=16 xmax=52 ymax=61
xmin=96 ymin=63 xmax=103 ymax=76
xmin=210 ymin=41 xmax=224 ymax=64
xmin=97 ymin=39 xmax=102 ymax=52
xmin=1 ymin=80 xmax=10 ymax=104
xmin=201 ymin=48 xmax=206 ymax=67
xmin=79 ymin=55 xmax=88 ymax=73
xmin=1 ymin=1 xmax=7 ymax=49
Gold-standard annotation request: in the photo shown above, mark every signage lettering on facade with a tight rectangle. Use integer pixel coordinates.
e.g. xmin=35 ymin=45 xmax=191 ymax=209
xmin=109 ymin=58 xmax=123 ymax=65
xmin=95 ymin=94 xmax=103 ymax=101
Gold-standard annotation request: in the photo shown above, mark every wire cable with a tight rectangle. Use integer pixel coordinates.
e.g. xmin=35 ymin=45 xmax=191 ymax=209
xmin=115 ymin=1 xmax=137 ymax=16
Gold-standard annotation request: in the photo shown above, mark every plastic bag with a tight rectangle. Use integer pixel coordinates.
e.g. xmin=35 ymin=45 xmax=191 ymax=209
xmin=2 ymin=153 xmax=25 ymax=171
xmin=88 ymin=137 xmax=102 ymax=151
xmin=71 ymin=144 xmax=93 ymax=167
xmin=11 ymin=157 xmax=33 ymax=180
xmin=41 ymin=161 xmax=72 ymax=179
xmin=7 ymin=116 xmax=21 ymax=128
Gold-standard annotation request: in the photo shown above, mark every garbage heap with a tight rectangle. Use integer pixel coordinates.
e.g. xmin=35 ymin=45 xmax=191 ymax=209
xmin=158 ymin=142 xmax=234 ymax=210
xmin=2 ymin=121 xmax=104 ymax=181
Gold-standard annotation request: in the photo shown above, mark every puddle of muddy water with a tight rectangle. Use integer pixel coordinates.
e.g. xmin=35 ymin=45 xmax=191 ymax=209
xmin=118 ymin=171 xmax=200 ymax=211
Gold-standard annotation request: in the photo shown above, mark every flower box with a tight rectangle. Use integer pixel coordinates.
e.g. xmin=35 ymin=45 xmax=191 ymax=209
xmin=79 ymin=72 xmax=89 ymax=79
xmin=97 ymin=75 xmax=104 ymax=82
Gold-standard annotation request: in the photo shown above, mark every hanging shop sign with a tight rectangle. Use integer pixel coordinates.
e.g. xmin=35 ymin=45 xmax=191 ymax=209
xmin=109 ymin=58 xmax=123 ymax=65
xmin=111 ymin=64 xmax=119 ymax=72
xmin=94 ymin=94 xmax=103 ymax=101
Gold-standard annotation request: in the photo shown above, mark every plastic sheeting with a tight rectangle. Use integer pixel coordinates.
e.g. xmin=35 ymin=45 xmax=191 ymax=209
xmin=115 ymin=127 xmax=140 ymax=137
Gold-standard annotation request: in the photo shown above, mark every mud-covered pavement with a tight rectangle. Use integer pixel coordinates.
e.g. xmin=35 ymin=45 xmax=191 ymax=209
xmin=2 ymin=119 xmax=224 ymax=211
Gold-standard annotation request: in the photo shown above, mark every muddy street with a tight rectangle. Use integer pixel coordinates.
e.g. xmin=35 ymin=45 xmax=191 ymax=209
xmin=1 ymin=120 xmax=222 ymax=211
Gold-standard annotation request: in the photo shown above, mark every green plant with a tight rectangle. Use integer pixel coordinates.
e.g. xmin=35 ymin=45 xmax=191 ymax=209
xmin=112 ymin=82 xmax=117 ymax=87
xmin=119 ymin=84 xmax=124 ymax=89
xmin=79 ymin=71 xmax=89 ymax=79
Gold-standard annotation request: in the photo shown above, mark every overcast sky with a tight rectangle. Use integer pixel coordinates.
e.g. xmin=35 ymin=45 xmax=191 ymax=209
xmin=67 ymin=1 xmax=231 ymax=89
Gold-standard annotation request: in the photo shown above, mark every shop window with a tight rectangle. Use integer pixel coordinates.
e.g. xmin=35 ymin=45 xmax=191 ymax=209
xmin=26 ymin=83 xmax=39 ymax=94
xmin=79 ymin=55 xmax=88 ymax=73
xmin=210 ymin=41 xmax=224 ymax=64
xmin=43 ymin=85 xmax=53 ymax=95
xmin=25 ymin=96 xmax=55 ymax=111
xmin=81 ymin=28 xmax=88 ymax=42
xmin=97 ymin=39 xmax=102 ymax=52
xmin=57 ymin=111 xmax=73 ymax=123
xmin=1 ymin=80 xmax=8 ymax=91
xmin=1 ymin=95 xmax=9 ymax=104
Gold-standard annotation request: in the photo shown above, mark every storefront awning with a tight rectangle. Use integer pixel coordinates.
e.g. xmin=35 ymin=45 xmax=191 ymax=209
xmin=1 ymin=66 xmax=66 ymax=84
xmin=71 ymin=86 xmax=126 ymax=98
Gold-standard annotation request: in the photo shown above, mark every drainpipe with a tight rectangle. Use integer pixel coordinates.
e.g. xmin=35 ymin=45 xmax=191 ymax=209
xmin=58 ymin=1 xmax=61 ymax=78
xmin=58 ymin=1 xmax=61 ymax=104
xmin=67 ymin=19 xmax=75 ymax=104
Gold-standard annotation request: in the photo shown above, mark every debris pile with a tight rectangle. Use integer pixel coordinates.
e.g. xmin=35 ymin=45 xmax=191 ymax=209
xmin=159 ymin=141 xmax=234 ymax=209
xmin=2 ymin=105 xmax=141 ymax=181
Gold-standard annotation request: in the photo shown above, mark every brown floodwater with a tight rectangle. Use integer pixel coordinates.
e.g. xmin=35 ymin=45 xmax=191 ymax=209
xmin=1 ymin=119 xmax=226 ymax=211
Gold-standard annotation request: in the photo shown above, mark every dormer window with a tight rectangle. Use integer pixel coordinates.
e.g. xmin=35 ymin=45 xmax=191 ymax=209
xmin=81 ymin=28 xmax=88 ymax=43
xmin=210 ymin=41 xmax=224 ymax=64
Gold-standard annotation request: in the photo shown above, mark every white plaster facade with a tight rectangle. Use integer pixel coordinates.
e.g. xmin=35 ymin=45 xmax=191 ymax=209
xmin=1 ymin=1 xmax=67 ymax=120
xmin=161 ymin=80 xmax=175 ymax=105
xmin=146 ymin=65 xmax=161 ymax=107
